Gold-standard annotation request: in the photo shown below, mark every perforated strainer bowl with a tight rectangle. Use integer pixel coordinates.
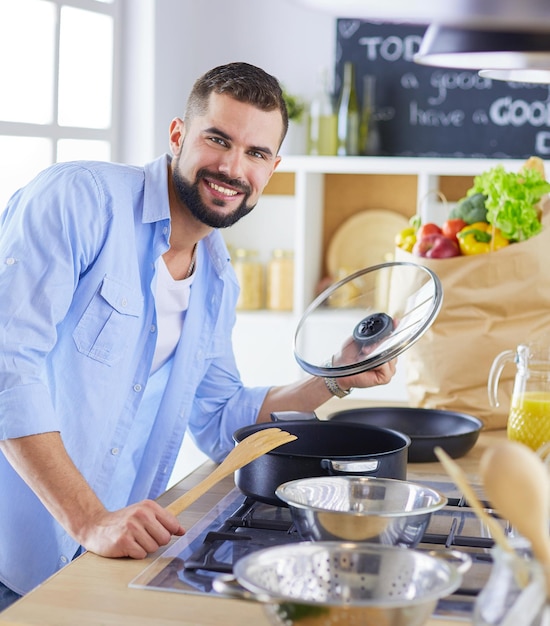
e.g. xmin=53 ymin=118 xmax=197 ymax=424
xmin=214 ymin=542 xmax=471 ymax=626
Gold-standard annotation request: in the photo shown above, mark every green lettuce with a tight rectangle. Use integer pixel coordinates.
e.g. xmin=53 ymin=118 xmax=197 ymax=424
xmin=469 ymin=165 xmax=550 ymax=241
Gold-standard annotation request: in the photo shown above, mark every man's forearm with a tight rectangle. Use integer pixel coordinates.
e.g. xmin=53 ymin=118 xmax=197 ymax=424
xmin=256 ymin=358 xmax=397 ymax=423
xmin=256 ymin=375 xmax=332 ymax=422
xmin=0 ymin=431 xmax=106 ymax=542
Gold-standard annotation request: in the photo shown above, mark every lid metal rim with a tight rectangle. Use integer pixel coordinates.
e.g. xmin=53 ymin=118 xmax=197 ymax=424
xmin=293 ymin=261 xmax=443 ymax=378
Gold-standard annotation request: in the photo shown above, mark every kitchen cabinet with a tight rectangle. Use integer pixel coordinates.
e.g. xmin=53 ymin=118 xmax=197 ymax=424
xmin=224 ymin=155 xmax=527 ymax=392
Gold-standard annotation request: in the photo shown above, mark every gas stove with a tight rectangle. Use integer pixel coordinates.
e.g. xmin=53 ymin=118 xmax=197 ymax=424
xmin=131 ymin=480 xmax=507 ymax=621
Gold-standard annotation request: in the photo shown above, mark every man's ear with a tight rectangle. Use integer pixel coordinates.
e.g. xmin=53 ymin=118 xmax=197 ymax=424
xmin=169 ymin=117 xmax=185 ymax=155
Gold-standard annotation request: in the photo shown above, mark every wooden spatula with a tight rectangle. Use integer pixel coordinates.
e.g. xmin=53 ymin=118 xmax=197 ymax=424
xmin=165 ymin=427 xmax=297 ymax=516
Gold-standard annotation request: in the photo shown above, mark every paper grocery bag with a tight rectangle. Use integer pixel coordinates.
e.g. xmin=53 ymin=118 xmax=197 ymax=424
xmin=394 ymin=209 xmax=550 ymax=430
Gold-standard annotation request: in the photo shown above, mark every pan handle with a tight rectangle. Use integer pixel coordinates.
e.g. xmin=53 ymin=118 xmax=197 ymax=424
xmin=213 ymin=574 xmax=277 ymax=604
xmin=270 ymin=411 xmax=318 ymax=422
xmin=424 ymin=549 xmax=472 ymax=575
xmin=321 ymin=458 xmax=379 ymax=474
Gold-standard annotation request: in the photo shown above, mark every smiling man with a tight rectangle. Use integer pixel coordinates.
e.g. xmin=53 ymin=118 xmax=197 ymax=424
xmin=0 ymin=62 xmax=396 ymax=608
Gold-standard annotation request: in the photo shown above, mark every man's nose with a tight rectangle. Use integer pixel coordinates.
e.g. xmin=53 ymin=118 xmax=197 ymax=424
xmin=217 ymin=149 xmax=245 ymax=180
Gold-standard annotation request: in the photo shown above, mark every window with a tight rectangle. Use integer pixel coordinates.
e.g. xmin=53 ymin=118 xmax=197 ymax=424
xmin=0 ymin=0 xmax=118 ymax=209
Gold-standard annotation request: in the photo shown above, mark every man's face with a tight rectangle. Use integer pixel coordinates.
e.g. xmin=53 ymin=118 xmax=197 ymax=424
xmin=170 ymin=92 xmax=283 ymax=229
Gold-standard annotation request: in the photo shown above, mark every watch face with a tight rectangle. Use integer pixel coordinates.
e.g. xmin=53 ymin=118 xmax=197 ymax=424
xmin=294 ymin=261 xmax=442 ymax=377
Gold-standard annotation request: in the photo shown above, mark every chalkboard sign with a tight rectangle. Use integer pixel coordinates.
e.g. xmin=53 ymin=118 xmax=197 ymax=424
xmin=336 ymin=19 xmax=550 ymax=158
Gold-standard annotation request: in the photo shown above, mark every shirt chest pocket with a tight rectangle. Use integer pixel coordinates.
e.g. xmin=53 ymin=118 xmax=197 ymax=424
xmin=73 ymin=275 xmax=143 ymax=365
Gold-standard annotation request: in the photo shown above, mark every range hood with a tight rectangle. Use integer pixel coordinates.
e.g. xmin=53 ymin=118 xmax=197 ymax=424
xmin=293 ymin=0 xmax=550 ymax=81
xmin=292 ymin=0 xmax=550 ymax=31
xmin=413 ymin=23 xmax=550 ymax=82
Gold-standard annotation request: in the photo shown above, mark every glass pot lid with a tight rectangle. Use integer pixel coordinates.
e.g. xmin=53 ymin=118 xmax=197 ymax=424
xmin=294 ymin=261 xmax=443 ymax=377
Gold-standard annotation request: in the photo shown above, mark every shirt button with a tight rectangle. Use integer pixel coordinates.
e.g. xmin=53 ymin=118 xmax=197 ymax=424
xmin=133 ymin=383 xmax=142 ymax=392
xmin=120 ymin=297 xmax=128 ymax=307
xmin=5 ymin=257 xmax=16 ymax=265
xmin=150 ymin=325 xmax=156 ymax=333
xmin=111 ymin=447 xmax=119 ymax=455
xmin=60 ymin=555 xmax=68 ymax=564
xmin=163 ymin=227 xmax=168 ymax=235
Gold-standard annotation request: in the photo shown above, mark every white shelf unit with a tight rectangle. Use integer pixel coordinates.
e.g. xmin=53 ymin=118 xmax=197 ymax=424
xmin=225 ymin=155 xmax=527 ymax=390
xmin=273 ymin=155 xmax=526 ymax=311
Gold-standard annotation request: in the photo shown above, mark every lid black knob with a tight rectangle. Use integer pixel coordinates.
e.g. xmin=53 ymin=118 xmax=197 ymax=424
xmin=353 ymin=312 xmax=393 ymax=346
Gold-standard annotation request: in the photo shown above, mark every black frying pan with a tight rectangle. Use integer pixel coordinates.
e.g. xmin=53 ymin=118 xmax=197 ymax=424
xmin=326 ymin=407 xmax=483 ymax=463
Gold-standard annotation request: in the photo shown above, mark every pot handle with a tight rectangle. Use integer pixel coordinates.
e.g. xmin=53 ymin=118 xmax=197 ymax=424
xmin=213 ymin=574 xmax=275 ymax=604
xmin=270 ymin=411 xmax=318 ymax=422
xmin=425 ymin=549 xmax=472 ymax=575
xmin=321 ymin=458 xmax=379 ymax=474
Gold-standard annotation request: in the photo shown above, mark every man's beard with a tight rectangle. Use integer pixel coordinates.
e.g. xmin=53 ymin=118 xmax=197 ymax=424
xmin=172 ymin=161 xmax=255 ymax=229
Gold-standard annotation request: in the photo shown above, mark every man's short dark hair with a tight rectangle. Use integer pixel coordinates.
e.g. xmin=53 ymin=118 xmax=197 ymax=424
xmin=185 ymin=62 xmax=288 ymax=147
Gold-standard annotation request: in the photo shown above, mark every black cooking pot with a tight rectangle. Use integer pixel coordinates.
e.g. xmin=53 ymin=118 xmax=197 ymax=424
xmin=233 ymin=420 xmax=411 ymax=506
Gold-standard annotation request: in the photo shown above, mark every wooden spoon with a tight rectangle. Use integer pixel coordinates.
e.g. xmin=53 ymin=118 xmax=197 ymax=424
xmin=165 ymin=428 xmax=297 ymax=516
xmin=479 ymin=440 xmax=550 ymax=595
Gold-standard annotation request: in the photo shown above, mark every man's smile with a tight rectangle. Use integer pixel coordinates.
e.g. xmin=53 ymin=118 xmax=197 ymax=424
xmin=206 ymin=180 xmax=239 ymax=197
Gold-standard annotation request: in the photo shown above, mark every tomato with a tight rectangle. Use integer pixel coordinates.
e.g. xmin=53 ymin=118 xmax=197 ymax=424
xmin=416 ymin=222 xmax=442 ymax=241
xmin=442 ymin=218 xmax=468 ymax=242
xmin=413 ymin=233 xmax=460 ymax=258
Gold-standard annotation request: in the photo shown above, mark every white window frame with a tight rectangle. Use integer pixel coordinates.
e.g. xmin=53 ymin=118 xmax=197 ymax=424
xmin=0 ymin=0 xmax=121 ymax=165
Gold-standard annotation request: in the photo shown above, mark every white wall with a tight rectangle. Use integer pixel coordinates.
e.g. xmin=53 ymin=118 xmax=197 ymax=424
xmin=119 ymin=0 xmax=336 ymax=162
xmin=118 ymin=0 xmax=337 ymax=482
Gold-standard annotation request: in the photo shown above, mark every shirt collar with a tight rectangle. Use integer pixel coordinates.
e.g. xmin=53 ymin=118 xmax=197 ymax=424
xmin=142 ymin=154 xmax=231 ymax=275
xmin=142 ymin=154 xmax=172 ymax=224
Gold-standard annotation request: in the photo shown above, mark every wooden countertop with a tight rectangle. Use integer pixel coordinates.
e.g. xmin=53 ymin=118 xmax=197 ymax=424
xmin=0 ymin=403 xmax=508 ymax=626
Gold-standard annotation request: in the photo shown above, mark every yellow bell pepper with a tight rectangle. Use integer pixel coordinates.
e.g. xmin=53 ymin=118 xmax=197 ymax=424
xmin=457 ymin=222 xmax=510 ymax=255
xmin=395 ymin=227 xmax=417 ymax=252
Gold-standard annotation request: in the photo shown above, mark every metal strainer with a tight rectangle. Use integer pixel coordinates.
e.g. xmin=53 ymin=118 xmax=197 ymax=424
xmin=214 ymin=542 xmax=471 ymax=626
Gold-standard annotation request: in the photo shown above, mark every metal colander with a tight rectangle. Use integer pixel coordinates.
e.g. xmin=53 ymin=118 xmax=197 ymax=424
xmin=215 ymin=542 xmax=470 ymax=626
xmin=275 ymin=476 xmax=447 ymax=545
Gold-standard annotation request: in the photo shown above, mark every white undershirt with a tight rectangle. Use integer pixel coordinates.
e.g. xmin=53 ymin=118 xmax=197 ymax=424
xmin=151 ymin=256 xmax=195 ymax=373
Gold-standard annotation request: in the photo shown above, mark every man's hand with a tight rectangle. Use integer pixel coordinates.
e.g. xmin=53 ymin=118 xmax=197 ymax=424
xmin=80 ymin=500 xmax=185 ymax=559
xmin=330 ymin=323 xmax=397 ymax=393
xmin=336 ymin=357 xmax=397 ymax=392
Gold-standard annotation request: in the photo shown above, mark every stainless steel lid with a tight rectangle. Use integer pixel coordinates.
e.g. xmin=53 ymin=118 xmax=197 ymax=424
xmin=293 ymin=261 xmax=443 ymax=377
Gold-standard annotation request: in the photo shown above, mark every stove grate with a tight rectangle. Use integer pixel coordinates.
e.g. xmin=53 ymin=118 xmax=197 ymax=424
xmin=130 ymin=481 xmax=507 ymax=623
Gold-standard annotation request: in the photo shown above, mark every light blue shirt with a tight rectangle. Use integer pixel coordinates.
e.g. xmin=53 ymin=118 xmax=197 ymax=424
xmin=0 ymin=154 xmax=269 ymax=594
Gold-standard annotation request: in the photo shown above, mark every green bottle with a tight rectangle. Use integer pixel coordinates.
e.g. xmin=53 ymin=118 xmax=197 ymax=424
xmin=307 ymin=67 xmax=337 ymax=156
xmin=360 ymin=74 xmax=381 ymax=156
xmin=336 ymin=61 xmax=359 ymax=156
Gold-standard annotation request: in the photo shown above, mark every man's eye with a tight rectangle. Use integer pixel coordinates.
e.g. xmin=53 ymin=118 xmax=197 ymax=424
xmin=249 ymin=150 xmax=265 ymax=159
xmin=210 ymin=136 xmax=228 ymax=147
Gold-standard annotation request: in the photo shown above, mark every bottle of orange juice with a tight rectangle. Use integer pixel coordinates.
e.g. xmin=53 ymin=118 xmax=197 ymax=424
xmin=489 ymin=338 xmax=550 ymax=451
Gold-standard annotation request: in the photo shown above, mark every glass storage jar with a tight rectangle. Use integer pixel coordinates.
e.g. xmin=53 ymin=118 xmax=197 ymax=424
xmin=473 ymin=538 xmax=549 ymax=626
xmin=233 ymin=248 xmax=264 ymax=310
xmin=266 ymin=249 xmax=294 ymax=311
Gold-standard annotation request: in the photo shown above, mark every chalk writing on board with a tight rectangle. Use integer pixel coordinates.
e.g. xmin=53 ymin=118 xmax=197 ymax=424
xmin=336 ymin=19 xmax=550 ymax=158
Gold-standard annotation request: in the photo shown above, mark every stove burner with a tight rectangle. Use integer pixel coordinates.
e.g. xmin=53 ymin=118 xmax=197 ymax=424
xmin=131 ymin=480 xmax=506 ymax=622
xmin=184 ymin=532 xmax=251 ymax=573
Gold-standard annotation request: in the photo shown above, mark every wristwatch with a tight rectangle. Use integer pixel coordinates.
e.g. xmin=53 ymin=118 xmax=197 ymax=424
xmin=323 ymin=375 xmax=351 ymax=398
xmin=321 ymin=359 xmax=351 ymax=397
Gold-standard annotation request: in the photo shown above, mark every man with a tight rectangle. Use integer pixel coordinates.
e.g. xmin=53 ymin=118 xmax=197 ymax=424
xmin=0 ymin=62 xmax=395 ymax=608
